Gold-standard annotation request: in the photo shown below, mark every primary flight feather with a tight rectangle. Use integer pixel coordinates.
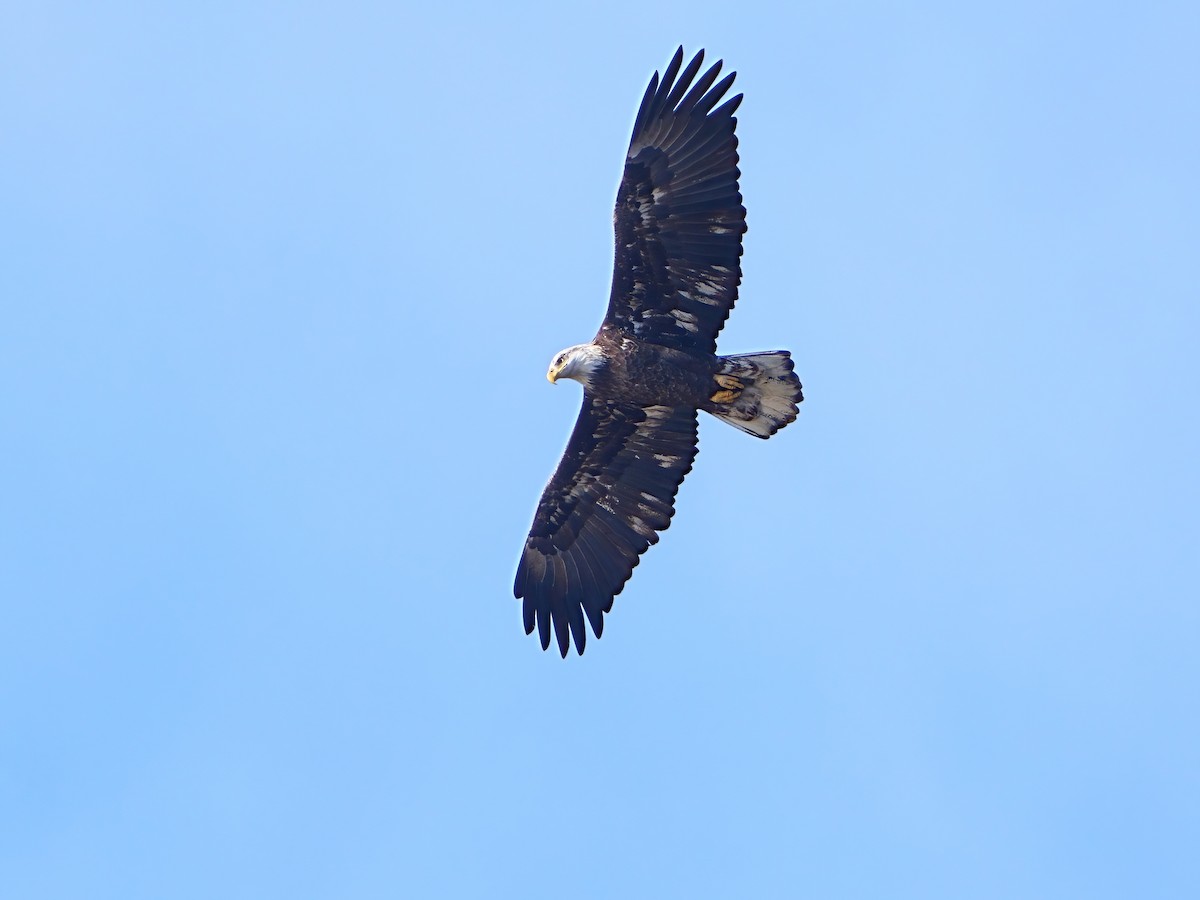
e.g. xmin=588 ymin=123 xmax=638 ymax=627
xmin=515 ymin=48 xmax=805 ymax=657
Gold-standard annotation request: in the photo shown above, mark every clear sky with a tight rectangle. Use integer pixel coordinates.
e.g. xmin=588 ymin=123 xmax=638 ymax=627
xmin=2 ymin=2 xmax=1197 ymax=898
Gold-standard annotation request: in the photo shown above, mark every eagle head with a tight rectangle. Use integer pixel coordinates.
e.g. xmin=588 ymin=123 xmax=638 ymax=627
xmin=547 ymin=343 xmax=605 ymax=389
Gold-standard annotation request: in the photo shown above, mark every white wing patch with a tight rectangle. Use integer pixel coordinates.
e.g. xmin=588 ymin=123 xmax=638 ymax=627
xmin=682 ymin=279 xmax=725 ymax=305
xmin=670 ymin=309 xmax=699 ymax=332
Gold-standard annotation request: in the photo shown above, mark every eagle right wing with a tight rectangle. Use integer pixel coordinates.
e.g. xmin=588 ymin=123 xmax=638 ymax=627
xmin=515 ymin=399 xmax=699 ymax=657
xmin=600 ymin=47 xmax=746 ymax=355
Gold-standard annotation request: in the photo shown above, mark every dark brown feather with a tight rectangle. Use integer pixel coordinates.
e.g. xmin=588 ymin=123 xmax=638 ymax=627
xmin=602 ymin=48 xmax=745 ymax=355
xmin=514 ymin=400 xmax=698 ymax=656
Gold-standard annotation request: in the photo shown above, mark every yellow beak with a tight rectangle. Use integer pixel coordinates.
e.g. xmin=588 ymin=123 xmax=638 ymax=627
xmin=547 ymin=366 xmax=559 ymax=383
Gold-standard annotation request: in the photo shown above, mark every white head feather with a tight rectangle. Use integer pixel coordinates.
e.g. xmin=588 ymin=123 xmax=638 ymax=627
xmin=547 ymin=343 xmax=606 ymax=389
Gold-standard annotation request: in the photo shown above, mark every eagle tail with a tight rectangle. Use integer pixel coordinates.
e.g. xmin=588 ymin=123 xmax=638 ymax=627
xmin=707 ymin=351 xmax=804 ymax=439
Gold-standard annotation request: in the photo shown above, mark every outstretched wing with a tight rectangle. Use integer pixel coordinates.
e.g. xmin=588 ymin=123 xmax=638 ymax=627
xmin=601 ymin=47 xmax=746 ymax=355
xmin=515 ymin=399 xmax=699 ymax=657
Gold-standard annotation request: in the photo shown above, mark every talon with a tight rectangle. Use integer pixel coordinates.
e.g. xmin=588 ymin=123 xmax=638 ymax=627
xmin=715 ymin=374 xmax=745 ymax=391
xmin=710 ymin=389 xmax=738 ymax=404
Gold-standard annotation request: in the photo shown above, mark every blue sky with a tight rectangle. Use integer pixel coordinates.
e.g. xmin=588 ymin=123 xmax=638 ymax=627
xmin=2 ymin=1 xmax=1197 ymax=897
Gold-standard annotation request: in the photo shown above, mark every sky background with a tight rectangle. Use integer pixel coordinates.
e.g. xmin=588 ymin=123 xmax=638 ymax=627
xmin=2 ymin=1 xmax=1198 ymax=897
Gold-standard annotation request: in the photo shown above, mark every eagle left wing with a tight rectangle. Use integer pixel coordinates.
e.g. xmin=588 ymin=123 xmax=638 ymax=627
xmin=600 ymin=47 xmax=746 ymax=355
xmin=515 ymin=398 xmax=699 ymax=657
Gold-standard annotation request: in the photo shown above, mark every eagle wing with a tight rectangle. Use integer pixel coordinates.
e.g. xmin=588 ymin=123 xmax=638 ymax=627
xmin=514 ymin=398 xmax=699 ymax=657
xmin=600 ymin=47 xmax=746 ymax=355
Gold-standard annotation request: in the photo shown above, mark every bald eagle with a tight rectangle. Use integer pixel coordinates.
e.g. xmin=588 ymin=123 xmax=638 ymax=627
xmin=515 ymin=48 xmax=804 ymax=657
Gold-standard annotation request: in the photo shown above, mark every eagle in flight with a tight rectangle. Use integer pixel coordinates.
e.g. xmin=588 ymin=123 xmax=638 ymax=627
xmin=515 ymin=48 xmax=804 ymax=657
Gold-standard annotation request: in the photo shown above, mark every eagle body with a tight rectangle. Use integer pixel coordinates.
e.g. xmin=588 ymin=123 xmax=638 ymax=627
xmin=515 ymin=49 xmax=805 ymax=657
xmin=585 ymin=331 xmax=717 ymax=408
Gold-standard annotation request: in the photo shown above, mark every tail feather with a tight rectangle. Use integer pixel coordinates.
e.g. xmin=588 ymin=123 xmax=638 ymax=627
xmin=707 ymin=351 xmax=804 ymax=438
